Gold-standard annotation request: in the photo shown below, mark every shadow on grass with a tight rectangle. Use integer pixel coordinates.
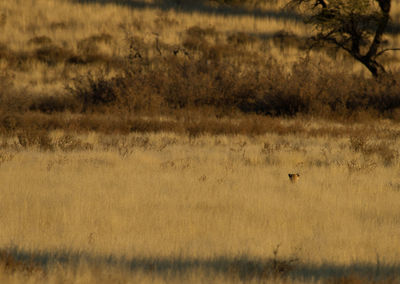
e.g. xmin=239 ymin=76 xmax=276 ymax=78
xmin=2 ymin=247 xmax=399 ymax=281
xmin=72 ymin=0 xmax=400 ymax=35
xmin=73 ymin=0 xmax=303 ymax=21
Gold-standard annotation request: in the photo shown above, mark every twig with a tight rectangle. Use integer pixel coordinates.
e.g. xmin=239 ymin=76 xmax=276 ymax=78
xmin=375 ymin=47 xmax=400 ymax=57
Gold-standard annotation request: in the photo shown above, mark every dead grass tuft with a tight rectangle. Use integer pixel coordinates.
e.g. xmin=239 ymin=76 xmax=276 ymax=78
xmin=350 ymin=134 xmax=399 ymax=166
xmin=57 ymin=134 xmax=93 ymax=152
xmin=227 ymin=32 xmax=257 ymax=45
xmin=34 ymin=44 xmax=73 ymax=66
xmin=29 ymin=95 xmax=78 ymax=113
xmin=27 ymin=35 xmax=53 ymax=46
xmin=17 ymin=130 xmax=54 ymax=151
xmin=272 ymin=30 xmax=307 ymax=50
xmin=77 ymin=33 xmax=113 ymax=55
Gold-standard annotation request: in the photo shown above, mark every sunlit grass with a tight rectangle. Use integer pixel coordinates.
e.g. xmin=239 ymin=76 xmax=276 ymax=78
xmin=2 ymin=0 xmax=399 ymax=95
xmin=0 ymin=127 xmax=400 ymax=282
xmin=1 ymin=0 xmax=400 ymax=282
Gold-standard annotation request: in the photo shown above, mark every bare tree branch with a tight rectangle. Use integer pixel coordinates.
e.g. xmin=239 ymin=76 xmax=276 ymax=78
xmin=315 ymin=0 xmax=327 ymax=9
xmin=366 ymin=0 xmax=391 ymax=59
xmin=290 ymin=0 xmax=397 ymax=77
xmin=375 ymin=47 xmax=400 ymax=58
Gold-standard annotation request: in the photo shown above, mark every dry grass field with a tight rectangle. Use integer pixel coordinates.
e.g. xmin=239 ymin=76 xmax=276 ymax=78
xmin=1 ymin=0 xmax=308 ymax=96
xmin=1 ymin=0 xmax=400 ymax=98
xmin=1 ymin=120 xmax=400 ymax=283
xmin=1 ymin=0 xmax=400 ymax=283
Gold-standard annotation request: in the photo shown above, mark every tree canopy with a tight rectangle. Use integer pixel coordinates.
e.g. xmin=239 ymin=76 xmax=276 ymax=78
xmin=289 ymin=0 xmax=398 ymax=77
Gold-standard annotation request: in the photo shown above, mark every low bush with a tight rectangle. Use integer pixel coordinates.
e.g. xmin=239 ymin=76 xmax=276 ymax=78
xmin=29 ymin=95 xmax=78 ymax=113
xmin=1 ymin=29 xmax=400 ymax=136
xmin=65 ymin=40 xmax=400 ymax=120
xmin=34 ymin=44 xmax=73 ymax=66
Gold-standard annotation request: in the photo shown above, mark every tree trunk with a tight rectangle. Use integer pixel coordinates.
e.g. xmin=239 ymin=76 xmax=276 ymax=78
xmin=359 ymin=57 xmax=386 ymax=77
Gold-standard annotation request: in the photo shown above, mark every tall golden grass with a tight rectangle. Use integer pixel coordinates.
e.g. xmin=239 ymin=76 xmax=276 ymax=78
xmin=1 ymin=126 xmax=400 ymax=282
xmin=1 ymin=1 xmax=400 ymax=282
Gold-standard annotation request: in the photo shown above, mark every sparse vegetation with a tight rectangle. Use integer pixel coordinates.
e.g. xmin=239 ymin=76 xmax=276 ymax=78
xmin=0 ymin=0 xmax=400 ymax=125
xmin=1 ymin=0 xmax=400 ymax=283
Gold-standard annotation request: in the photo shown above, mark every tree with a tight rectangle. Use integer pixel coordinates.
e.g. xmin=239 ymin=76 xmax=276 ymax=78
xmin=288 ymin=0 xmax=399 ymax=77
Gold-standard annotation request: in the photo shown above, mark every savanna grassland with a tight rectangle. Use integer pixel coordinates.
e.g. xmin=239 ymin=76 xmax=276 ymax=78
xmin=2 ymin=122 xmax=400 ymax=283
xmin=1 ymin=0 xmax=400 ymax=283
